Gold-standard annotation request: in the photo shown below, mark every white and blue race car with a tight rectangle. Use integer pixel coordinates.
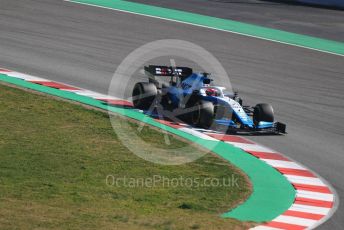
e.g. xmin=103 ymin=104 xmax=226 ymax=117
xmin=132 ymin=65 xmax=286 ymax=134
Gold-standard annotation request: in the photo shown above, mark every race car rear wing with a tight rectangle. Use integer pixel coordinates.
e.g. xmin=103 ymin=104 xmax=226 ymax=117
xmin=144 ymin=65 xmax=192 ymax=78
xmin=144 ymin=65 xmax=193 ymax=88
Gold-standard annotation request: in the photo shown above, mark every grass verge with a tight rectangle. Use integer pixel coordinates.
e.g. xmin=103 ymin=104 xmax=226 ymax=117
xmin=0 ymin=83 xmax=252 ymax=230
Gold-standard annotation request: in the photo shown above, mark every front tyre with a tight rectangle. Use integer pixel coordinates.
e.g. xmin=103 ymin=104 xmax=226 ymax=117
xmin=253 ymin=103 xmax=274 ymax=125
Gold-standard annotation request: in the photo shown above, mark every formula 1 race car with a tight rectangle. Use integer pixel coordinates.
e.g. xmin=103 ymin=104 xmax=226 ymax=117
xmin=132 ymin=65 xmax=286 ymax=134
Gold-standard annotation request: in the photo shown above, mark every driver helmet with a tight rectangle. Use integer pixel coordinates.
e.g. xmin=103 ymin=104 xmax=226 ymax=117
xmin=205 ymin=88 xmax=218 ymax=96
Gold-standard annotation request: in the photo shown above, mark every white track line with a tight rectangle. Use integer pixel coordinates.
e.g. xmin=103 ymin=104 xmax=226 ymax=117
xmin=285 ymin=175 xmax=326 ymax=187
xmin=274 ymin=215 xmax=317 ymax=226
xmin=4 ymin=71 xmax=50 ymax=82
xmin=289 ymin=204 xmax=331 ymax=215
xmin=262 ymin=159 xmax=306 ymax=170
xmin=296 ymin=190 xmax=334 ymax=202
xmin=251 ymin=226 xmax=282 ymax=230
xmin=179 ymin=127 xmax=218 ymax=141
xmin=225 ymin=142 xmax=276 ymax=153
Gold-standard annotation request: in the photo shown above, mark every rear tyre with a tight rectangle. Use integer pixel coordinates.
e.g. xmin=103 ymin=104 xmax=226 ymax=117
xmin=253 ymin=103 xmax=274 ymax=125
xmin=190 ymin=100 xmax=214 ymax=129
xmin=132 ymin=82 xmax=157 ymax=110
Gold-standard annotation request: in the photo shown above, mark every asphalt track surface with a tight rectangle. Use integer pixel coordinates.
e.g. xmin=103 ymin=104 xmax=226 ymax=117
xmin=0 ymin=0 xmax=343 ymax=229
xmin=130 ymin=0 xmax=344 ymax=42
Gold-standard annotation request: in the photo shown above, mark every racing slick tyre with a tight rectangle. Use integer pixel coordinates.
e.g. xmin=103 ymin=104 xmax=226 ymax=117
xmin=253 ymin=103 xmax=274 ymax=125
xmin=132 ymin=82 xmax=157 ymax=110
xmin=190 ymin=100 xmax=214 ymax=129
